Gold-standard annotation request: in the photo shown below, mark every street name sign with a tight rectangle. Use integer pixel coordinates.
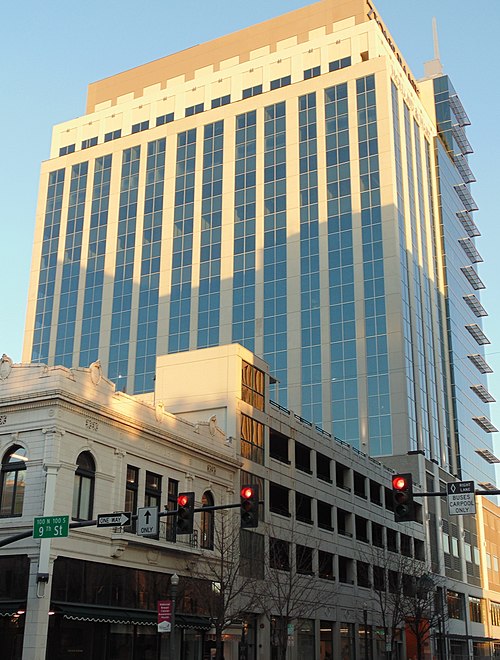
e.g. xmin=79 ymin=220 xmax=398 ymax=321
xmin=97 ymin=512 xmax=132 ymax=528
xmin=447 ymin=480 xmax=476 ymax=516
xmin=33 ymin=515 xmax=69 ymax=539
xmin=137 ymin=506 xmax=159 ymax=537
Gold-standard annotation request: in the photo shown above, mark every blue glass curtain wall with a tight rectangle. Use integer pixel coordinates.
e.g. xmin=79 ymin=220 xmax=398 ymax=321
xmin=79 ymin=155 xmax=112 ymax=368
xmin=134 ymin=139 xmax=166 ymax=393
xmin=31 ymin=169 xmax=65 ymax=364
xmin=197 ymin=121 xmax=224 ymax=349
xmin=108 ymin=146 xmax=141 ymax=391
xmin=298 ymin=92 xmax=323 ymax=424
xmin=55 ymin=162 xmax=88 ymax=367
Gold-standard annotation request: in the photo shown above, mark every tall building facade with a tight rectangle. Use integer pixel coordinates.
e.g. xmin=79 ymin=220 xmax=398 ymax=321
xmin=24 ymin=0 xmax=496 ymax=487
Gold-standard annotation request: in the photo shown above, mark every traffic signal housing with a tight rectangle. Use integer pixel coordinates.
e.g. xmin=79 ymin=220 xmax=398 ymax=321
xmin=392 ymin=473 xmax=415 ymax=523
xmin=176 ymin=492 xmax=195 ymax=534
xmin=240 ymin=485 xmax=259 ymax=528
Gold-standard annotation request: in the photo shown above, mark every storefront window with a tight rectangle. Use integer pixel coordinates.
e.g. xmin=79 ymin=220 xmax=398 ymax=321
xmin=340 ymin=622 xmax=355 ymax=659
xmin=320 ymin=620 xmax=334 ymax=660
xmin=297 ymin=619 xmax=315 ymax=658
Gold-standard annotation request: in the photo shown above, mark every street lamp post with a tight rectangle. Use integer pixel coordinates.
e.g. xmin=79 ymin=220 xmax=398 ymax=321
xmin=169 ymin=573 xmax=179 ymax=659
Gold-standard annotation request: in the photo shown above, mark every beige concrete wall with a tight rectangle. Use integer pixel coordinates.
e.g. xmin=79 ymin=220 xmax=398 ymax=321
xmin=86 ymin=0 xmax=370 ymax=112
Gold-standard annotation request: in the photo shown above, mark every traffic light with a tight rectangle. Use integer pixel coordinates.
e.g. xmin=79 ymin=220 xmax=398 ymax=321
xmin=176 ymin=492 xmax=195 ymax=534
xmin=240 ymin=485 xmax=259 ymax=528
xmin=392 ymin=473 xmax=415 ymax=523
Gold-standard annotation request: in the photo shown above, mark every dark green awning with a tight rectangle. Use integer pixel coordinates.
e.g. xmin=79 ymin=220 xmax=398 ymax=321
xmin=51 ymin=602 xmax=211 ymax=630
xmin=51 ymin=602 xmax=155 ymax=626
xmin=177 ymin=613 xmax=212 ymax=630
xmin=0 ymin=601 xmax=24 ymax=617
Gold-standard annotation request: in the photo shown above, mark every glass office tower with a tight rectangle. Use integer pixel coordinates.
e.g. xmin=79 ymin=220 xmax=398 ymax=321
xmin=24 ymin=0 xmax=496 ymax=487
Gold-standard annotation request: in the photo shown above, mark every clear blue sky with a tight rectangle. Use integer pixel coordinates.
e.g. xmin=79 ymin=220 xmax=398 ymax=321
xmin=1 ymin=0 xmax=498 ymax=455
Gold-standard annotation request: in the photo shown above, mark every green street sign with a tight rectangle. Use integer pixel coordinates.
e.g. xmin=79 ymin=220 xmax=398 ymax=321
xmin=33 ymin=515 xmax=69 ymax=539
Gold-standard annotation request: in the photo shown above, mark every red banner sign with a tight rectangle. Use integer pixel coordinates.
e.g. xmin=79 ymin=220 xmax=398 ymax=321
xmin=158 ymin=600 xmax=172 ymax=624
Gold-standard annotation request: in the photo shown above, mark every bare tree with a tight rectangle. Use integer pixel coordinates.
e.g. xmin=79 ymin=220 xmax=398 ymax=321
xmin=397 ymin=561 xmax=447 ymax=660
xmin=363 ymin=544 xmax=448 ymax=660
xmin=358 ymin=543 xmax=407 ymax=659
xmin=254 ymin=523 xmax=337 ymax=660
xmin=185 ymin=510 xmax=258 ymax=660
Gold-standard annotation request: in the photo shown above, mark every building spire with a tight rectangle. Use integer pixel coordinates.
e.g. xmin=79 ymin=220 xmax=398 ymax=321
xmin=424 ymin=16 xmax=444 ymax=78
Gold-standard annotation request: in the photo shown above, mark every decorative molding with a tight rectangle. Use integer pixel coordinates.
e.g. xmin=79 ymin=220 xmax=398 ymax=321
xmin=110 ymin=543 xmax=128 ymax=559
xmin=42 ymin=427 xmax=66 ymax=439
xmin=146 ymin=549 xmax=160 ymax=565
xmin=155 ymin=401 xmax=164 ymax=422
xmin=89 ymin=360 xmax=102 ymax=385
xmin=0 ymin=354 xmax=13 ymax=380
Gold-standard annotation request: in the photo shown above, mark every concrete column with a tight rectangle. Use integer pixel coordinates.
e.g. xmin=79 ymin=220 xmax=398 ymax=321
xmin=22 ymin=554 xmax=54 ymax=660
xmin=22 ymin=428 xmax=62 ymax=660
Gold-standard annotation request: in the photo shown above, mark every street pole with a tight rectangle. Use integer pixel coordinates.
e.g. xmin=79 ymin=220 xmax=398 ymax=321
xmin=363 ymin=603 xmax=369 ymax=660
xmin=169 ymin=573 xmax=179 ymax=659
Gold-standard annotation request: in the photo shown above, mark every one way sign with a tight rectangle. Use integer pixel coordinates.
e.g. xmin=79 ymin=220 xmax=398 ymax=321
xmin=137 ymin=506 xmax=159 ymax=537
xmin=97 ymin=512 xmax=132 ymax=527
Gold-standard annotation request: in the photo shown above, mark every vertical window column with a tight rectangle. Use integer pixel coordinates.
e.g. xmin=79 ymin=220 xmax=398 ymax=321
xmin=108 ymin=146 xmax=141 ymax=391
xmin=298 ymin=92 xmax=322 ymax=424
xmin=232 ymin=111 xmax=257 ymax=352
xmin=391 ymin=83 xmax=417 ymax=451
xmin=263 ymin=101 xmax=288 ymax=405
xmin=55 ymin=162 xmax=89 ymax=367
xmin=168 ymin=129 xmax=196 ymax=353
xmin=357 ymin=74 xmax=391 ymax=456
xmin=197 ymin=121 xmax=224 ymax=348
xmin=79 ymin=155 xmax=112 ymax=368
xmin=404 ymin=103 xmax=430 ymax=454
xmin=31 ymin=169 xmax=65 ymax=363
xmin=325 ymin=82 xmax=358 ymax=445
xmin=134 ymin=139 xmax=166 ymax=394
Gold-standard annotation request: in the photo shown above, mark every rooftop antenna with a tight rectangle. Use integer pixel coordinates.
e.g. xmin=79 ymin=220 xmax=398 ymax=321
xmin=424 ymin=16 xmax=443 ymax=78
xmin=432 ymin=17 xmax=440 ymax=61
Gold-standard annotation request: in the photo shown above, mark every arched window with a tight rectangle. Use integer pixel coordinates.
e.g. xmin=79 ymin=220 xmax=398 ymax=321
xmin=72 ymin=452 xmax=95 ymax=520
xmin=200 ymin=491 xmax=214 ymax=550
xmin=0 ymin=445 xmax=28 ymax=517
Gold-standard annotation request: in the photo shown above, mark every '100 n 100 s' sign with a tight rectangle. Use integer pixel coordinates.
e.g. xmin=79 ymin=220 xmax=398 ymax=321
xmin=33 ymin=515 xmax=70 ymax=539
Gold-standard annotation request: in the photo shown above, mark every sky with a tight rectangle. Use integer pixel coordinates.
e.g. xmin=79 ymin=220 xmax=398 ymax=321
xmin=1 ymin=0 xmax=499 ymax=459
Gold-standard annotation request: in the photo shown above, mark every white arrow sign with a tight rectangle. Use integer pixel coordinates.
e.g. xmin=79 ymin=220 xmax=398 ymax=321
xmin=97 ymin=512 xmax=132 ymax=527
xmin=137 ymin=506 xmax=159 ymax=537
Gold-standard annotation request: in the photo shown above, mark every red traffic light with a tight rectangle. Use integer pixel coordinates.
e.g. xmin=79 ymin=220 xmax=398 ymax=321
xmin=392 ymin=475 xmax=408 ymax=491
xmin=177 ymin=494 xmax=189 ymax=508
xmin=241 ymin=486 xmax=254 ymax=500
xmin=176 ymin=492 xmax=195 ymax=534
xmin=240 ymin=484 xmax=259 ymax=528
xmin=391 ymin=473 xmax=415 ymax=523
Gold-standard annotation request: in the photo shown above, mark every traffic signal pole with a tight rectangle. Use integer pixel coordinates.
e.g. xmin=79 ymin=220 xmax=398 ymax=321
xmin=0 ymin=501 xmax=265 ymax=548
xmin=414 ymin=489 xmax=500 ymax=497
